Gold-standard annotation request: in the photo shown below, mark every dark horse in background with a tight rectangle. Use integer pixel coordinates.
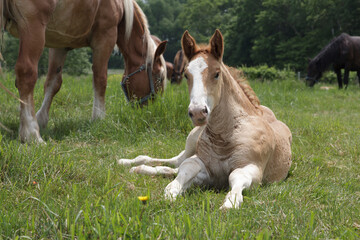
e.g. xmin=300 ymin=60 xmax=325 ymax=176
xmin=0 ymin=0 xmax=167 ymax=143
xmin=171 ymin=50 xmax=187 ymax=84
xmin=306 ymin=33 xmax=360 ymax=89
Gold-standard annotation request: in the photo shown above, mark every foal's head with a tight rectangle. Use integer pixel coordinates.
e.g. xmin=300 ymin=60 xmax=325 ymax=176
xmin=182 ymin=30 xmax=224 ymax=126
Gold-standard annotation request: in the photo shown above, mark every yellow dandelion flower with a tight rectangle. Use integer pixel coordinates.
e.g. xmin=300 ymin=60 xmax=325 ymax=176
xmin=138 ymin=196 xmax=149 ymax=204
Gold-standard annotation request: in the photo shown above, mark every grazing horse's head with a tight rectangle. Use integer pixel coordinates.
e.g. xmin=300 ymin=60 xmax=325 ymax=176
xmin=171 ymin=70 xmax=182 ymax=84
xmin=306 ymin=59 xmax=322 ymax=87
xmin=121 ymin=40 xmax=167 ymax=105
xmin=172 ymin=50 xmax=186 ymax=84
xmin=182 ymin=30 xmax=224 ymax=126
xmin=119 ymin=3 xmax=167 ymax=105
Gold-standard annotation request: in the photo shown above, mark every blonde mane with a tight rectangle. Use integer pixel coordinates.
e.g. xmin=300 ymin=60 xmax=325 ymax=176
xmin=123 ymin=0 xmax=134 ymax=41
xmin=131 ymin=1 xmax=167 ymax=82
xmin=226 ymin=66 xmax=261 ymax=110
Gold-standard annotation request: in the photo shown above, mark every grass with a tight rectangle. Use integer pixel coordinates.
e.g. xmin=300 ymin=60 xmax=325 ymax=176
xmin=0 ymin=71 xmax=359 ymax=239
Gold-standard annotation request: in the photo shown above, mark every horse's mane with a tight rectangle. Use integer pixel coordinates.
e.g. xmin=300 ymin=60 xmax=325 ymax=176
xmin=131 ymin=0 xmax=166 ymax=81
xmin=226 ymin=66 xmax=261 ymax=110
xmin=311 ymin=33 xmax=350 ymax=72
xmin=123 ymin=0 xmax=134 ymax=41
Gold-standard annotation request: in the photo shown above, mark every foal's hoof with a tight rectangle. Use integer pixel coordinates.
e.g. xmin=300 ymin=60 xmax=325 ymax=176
xmin=117 ymin=159 xmax=133 ymax=166
xmin=164 ymin=181 xmax=181 ymax=201
xmin=220 ymin=193 xmax=243 ymax=210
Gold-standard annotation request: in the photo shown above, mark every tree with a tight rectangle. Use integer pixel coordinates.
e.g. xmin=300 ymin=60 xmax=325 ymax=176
xmin=224 ymin=0 xmax=262 ymax=66
xmin=137 ymin=0 xmax=186 ymax=62
xmin=2 ymin=33 xmax=91 ymax=76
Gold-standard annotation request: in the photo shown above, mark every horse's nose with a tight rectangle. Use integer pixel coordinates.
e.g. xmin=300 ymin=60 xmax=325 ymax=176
xmin=188 ymin=105 xmax=208 ymax=125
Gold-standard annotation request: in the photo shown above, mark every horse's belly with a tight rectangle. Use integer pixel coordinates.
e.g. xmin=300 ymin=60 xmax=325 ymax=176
xmin=45 ymin=0 xmax=101 ymax=47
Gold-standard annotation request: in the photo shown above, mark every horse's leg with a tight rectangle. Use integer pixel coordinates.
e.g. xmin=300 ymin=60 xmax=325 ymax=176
xmin=16 ymin=22 xmax=49 ymax=143
xmin=36 ymin=48 xmax=68 ymax=129
xmin=220 ymin=164 xmax=262 ymax=210
xmin=343 ymin=69 xmax=349 ymax=89
xmin=164 ymin=156 xmax=210 ymax=200
xmin=90 ymin=29 xmax=117 ymax=120
xmin=357 ymin=71 xmax=360 ymax=86
xmin=335 ymin=69 xmax=343 ymax=89
xmin=118 ymin=126 xmax=204 ymax=175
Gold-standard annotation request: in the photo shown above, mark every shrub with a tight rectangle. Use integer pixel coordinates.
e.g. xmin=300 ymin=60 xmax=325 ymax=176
xmin=2 ymin=33 xmax=91 ymax=76
xmin=321 ymin=71 xmax=359 ymax=85
xmin=241 ymin=64 xmax=296 ymax=81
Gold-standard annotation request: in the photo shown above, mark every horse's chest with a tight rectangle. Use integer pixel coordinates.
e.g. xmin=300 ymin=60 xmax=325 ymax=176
xmin=196 ymin=129 xmax=237 ymax=180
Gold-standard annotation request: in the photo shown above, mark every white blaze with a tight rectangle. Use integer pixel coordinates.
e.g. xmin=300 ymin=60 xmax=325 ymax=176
xmin=188 ymin=57 xmax=211 ymax=110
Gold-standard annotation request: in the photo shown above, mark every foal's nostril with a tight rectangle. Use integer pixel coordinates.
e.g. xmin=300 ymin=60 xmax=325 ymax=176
xmin=203 ymin=107 xmax=208 ymax=114
xmin=188 ymin=112 xmax=193 ymax=118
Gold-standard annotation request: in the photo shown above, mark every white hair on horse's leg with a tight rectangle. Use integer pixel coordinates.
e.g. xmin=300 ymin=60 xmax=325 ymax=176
xmin=123 ymin=0 xmax=134 ymax=41
xmin=113 ymin=45 xmax=120 ymax=55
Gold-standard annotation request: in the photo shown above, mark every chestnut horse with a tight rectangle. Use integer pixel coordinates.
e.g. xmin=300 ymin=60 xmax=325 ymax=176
xmin=118 ymin=30 xmax=292 ymax=209
xmin=306 ymin=33 xmax=360 ymax=89
xmin=172 ymin=49 xmax=187 ymax=84
xmin=2 ymin=0 xmax=167 ymax=143
xmin=151 ymin=35 xmax=174 ymax=81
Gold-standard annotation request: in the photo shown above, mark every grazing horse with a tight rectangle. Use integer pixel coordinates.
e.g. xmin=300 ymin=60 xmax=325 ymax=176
xmin=2 ymin=0 xmax=167 ymax=143
xmin=151 ymin=35 xmax=173 ymax=81
xmin=306 ymin=33 xmax=360 ymax=89
xmin=118 ymin=30 xmax=292 ymax=209
xmin=172 ymin=49 xmax=187 ymax=84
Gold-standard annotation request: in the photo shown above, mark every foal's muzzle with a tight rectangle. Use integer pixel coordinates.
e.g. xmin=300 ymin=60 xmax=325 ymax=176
xmin=188 ymin=105 xmax=209 ymax=126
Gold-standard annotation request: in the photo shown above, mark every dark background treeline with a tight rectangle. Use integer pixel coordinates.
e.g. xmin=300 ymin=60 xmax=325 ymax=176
xmin=2 ymin=0 xmax=360 ymax=74
xmin=145 ymin=0 xmax=360 ymax=71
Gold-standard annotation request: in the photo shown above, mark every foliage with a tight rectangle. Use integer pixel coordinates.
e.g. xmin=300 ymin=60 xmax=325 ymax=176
xmin=241 ymin=65 xmax=296 ymax=81
xmin=321 ymin=71 xmax=360 ymax=85
xmin=139 ymin=0 xmax=360 ymax=73
xmin=2 ymin=33 xmax=91 ymax=76
xmin=3 ymin=0 xmax=360 ymax=74
xmin=0 ymin=71 xmax=359 ymax=239
xmin=137 ymin=0 xmax=186 ymax=62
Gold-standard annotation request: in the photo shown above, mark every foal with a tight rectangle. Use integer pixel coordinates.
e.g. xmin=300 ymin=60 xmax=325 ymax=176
xmin=118 ymin=30 xmax=292 ymax=209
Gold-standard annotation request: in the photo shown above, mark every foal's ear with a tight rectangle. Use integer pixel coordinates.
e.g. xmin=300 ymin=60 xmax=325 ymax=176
xmin=209 ymin=29 xmax=224 ymax=60
xmin=182 ymin=30 xmax=197 ymax=60
xmin=154 ymin=41 xmax=167 ymax=61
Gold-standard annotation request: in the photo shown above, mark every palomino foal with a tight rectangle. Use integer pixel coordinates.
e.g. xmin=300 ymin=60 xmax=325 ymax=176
xmin=118 ymin=30 xmax=292 ymax=209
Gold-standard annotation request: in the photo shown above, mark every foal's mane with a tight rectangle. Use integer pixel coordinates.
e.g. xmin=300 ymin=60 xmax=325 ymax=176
xmin=311 ymin=33 xmax=350 ymax=72
xmin=226 ymin=66 xmax=261 ymax=110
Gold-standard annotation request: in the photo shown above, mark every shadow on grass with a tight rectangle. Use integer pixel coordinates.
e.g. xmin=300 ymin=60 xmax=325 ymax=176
xmin=0 ymin=118 xmax=94 ymax=142
xmin=0 ymin=120 xmax=19 ymax=140
xmin=41 ymin=118 xmax=93 ymax=141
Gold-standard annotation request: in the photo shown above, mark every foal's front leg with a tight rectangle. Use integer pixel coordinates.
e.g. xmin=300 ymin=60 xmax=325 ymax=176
xmin=117 ymin=126 xmax=204 ymax=176
xmin=220 ymin=164 xmax=262 ymax=210
xmin=164 ymin=156 xmax=210 ymax=200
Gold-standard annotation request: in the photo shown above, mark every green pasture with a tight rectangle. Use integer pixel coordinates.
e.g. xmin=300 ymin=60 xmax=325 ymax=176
xmin=0 ymin=71 xmax=359 ymax=239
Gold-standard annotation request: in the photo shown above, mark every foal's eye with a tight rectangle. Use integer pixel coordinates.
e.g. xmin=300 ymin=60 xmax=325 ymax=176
xmin=214 ymin=72 xmax=220 ymax=80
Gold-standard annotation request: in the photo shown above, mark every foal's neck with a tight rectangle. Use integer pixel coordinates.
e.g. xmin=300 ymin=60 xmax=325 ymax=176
xmin=208 ymin=66 xmax=259 ymax=132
